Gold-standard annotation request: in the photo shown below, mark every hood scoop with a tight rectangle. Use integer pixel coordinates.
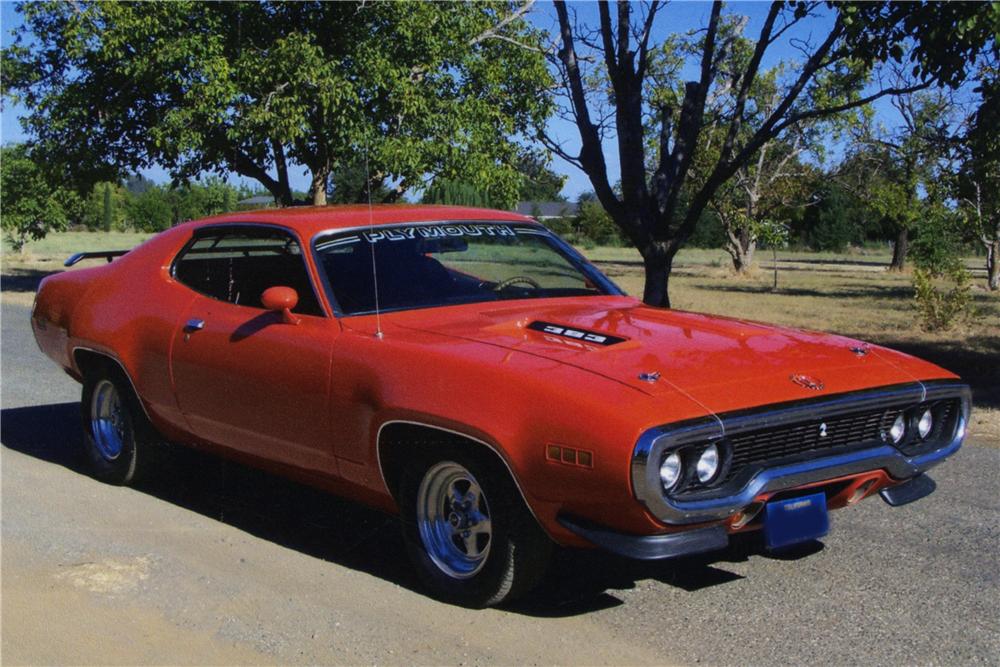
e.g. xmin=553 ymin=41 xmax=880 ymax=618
xmin=526 ymin=320 xmax=628 ymax=347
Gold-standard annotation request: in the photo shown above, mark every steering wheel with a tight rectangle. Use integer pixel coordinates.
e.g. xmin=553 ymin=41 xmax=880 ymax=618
xmin=493 ymin=275 xmax=541 ymax=292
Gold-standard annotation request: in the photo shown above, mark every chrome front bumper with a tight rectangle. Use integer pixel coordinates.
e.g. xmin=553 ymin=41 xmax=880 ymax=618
xmin=631 ymin=381 xmax=971 ymax=525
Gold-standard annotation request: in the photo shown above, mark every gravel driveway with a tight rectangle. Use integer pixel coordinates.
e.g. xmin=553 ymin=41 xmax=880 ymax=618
xmin=3 ymin=300 xmax=998 ymax=665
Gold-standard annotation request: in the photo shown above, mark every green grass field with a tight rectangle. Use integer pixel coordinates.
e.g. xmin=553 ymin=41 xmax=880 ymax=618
xmin=3 ymin=229 xmax=997 ymax=443
xmin=1 ymin=230 xmax=155 ymax=257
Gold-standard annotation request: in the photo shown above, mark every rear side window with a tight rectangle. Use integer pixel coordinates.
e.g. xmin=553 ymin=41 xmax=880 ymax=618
xmin=173 ymin=226 xmax=324 ymax=316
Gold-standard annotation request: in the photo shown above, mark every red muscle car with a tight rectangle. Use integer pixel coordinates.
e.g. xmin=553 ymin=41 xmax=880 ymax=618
xmin=32 ymin=205 xmax=970 ymax=607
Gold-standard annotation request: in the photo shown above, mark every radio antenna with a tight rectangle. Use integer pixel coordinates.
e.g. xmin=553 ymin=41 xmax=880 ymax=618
xmin=364 ymin=137 xmax=384 ymax=339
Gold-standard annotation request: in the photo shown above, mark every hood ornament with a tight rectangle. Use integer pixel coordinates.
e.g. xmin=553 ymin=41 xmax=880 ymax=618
xmin=638 ymin=371 xmax=661 ymax=383
xmin=850 ymin=344 xmax=870 ymax=357
xmin=790 ymin=374 xmax=824 ymax=391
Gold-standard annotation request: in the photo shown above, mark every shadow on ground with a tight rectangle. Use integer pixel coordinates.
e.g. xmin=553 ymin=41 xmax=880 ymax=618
xmin=874 ymin=336 xmax=1000 ymax=410
xmin=693 ymin=281 xmax=914 ymax=301
xmin=0 ymin=401 xmax=792 ymax=616
xmin=1 ymin=268 xmax=58 ymax=293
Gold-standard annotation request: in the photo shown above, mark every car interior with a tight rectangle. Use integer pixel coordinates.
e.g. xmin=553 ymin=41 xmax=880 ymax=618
xmin=173 ymin=230 xmax=325 ymax=316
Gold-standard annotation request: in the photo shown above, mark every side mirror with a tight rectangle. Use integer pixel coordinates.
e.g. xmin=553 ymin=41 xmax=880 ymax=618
xmin=261 ymin=286 xmax=300 ymax=325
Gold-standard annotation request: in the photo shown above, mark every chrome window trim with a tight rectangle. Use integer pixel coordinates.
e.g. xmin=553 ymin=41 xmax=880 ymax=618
xmin=631 ymin=380 xmax=971 ymax=525
xmin=170 ymin=221 xmax=331 ymax=318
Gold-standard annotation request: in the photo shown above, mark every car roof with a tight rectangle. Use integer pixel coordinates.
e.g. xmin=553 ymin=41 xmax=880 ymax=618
xmin=185 ymin=204 xmax=536 ymax=238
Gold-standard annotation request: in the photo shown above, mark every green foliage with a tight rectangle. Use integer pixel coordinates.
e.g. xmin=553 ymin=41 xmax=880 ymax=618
xmin=955 ymin=68 xmax=1000 ymax=289
xmin=422 ymin=179 xmax=490 ymax=208
xmin=802 ymin=182 xmax=863 ymax=252
xmin=516 ymin=152 xmax=566 ymax=202
xmin=912 ymin=266 xmax=972 ymax=331
xmin=128 ymin=187 xmax=174 ymax=233
xmin=102 ymin=184 xmax=113 ymax=232
xmin=575 ymin=199 xmax=626 ymax=247
xmin=3 ymin=1 xmax=553 ymax=205
xmin=839 ymin=2 xmax=998 ymax=89
xmin=910 ymin=208 xmax=973 ymax=331
xmin=686 ymin=210 xmax=727 ymax=249
xmin=82 ymin=181 xmax=127 ymax=231
xmin=328 ymin=160 xmax=394 ymax=205
xmin=0 ymin=144 xmax=72 ymax=251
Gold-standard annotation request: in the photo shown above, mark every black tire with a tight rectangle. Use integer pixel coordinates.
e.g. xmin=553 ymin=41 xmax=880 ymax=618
xmin=80 ymin=364 xmax=162 ymax=485
xmin=399 ymin=444 xmax=552 ymax=608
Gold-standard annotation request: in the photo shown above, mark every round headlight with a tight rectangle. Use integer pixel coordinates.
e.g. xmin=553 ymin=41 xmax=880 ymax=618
xmin=696 ymin=443 xmax=720 ymax=484
xmin=889 ymin=414 xmax=906 ymax=444
xmin=660 ymin=451 xmax=682 ymax=491
xmin=917 ymin=409 xmax=933 ymax=439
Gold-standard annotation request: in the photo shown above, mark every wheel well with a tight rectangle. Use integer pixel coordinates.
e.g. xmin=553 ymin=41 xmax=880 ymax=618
xmin=71 ymin=348 xmax=151 ymax=420
xmin=73 ymin=348 xmax=114 ymax=380
xmin=378 ymin=422 xmax=518 ymax=505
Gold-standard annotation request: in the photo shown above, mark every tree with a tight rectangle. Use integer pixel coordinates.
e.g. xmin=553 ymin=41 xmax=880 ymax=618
xmin=516 ymin=152 xmax=567 ymax=202
xmin=83 ymin=181 xmax=128 ymax=231
xmin=801 ymin=181 xmax=861 ymax=252
xmin=851 ymin=88 xmax=959 ymax=270
xmin=422 ymin=179 xmax=489 ymax=207
xmin=101 ymin=184 xmax=112 ymax=232
xmin=542 ymin=1 xmax=995 ymax=306
xmin=3 ymin=1 xmax=551 ymax=207
xmin=0 ymin=144 xmax=71 ymax=251
xmin=711 ymin=134 xmax=817 ymax=273
xmin=327 ymin=159 xmax=395 ymax=205
xmin=956 ymin=72 xmax=999 ymax=290
xmin=127 ymin=186 xmax=173 ymax=232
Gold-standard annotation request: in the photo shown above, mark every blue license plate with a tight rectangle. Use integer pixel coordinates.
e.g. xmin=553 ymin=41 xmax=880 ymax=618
xmin=764 ymin=492 xmax=829 ymax=551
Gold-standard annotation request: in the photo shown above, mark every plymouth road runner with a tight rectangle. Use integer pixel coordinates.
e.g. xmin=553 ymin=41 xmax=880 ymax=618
xmin=32 ymin=205 xmax=970 ymax=607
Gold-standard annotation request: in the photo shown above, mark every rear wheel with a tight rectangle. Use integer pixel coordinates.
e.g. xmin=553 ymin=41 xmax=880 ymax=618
xmin=80 ymin=366 xmax=161 ymax=485
xmin=400 ymin=447 xmax=551 ymax=607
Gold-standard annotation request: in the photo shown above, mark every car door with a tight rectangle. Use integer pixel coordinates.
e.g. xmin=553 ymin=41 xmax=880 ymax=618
xmin=168 ymin=224 xmax=339 ymax=475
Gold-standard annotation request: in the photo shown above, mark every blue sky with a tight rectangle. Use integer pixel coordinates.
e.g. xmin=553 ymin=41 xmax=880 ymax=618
xmin=0 ymin=1 xmax=916 ymax=201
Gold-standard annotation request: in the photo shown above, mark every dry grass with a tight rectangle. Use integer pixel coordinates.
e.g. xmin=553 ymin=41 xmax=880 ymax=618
xmin=3 ymin=232 xmax=997 ymax=444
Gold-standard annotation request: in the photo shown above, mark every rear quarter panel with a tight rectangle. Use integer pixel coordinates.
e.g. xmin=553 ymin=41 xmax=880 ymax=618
xmin=32 ymin=226 xmax=198 ymax=441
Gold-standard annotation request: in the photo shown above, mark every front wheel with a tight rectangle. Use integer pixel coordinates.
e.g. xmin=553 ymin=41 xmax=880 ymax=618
xmin=400 ymin=450 xmax=551 ymax=607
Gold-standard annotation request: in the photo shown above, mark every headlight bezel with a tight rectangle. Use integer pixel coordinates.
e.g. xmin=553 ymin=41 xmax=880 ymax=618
xmin=658 ymin=440 xmax=731 ymax=496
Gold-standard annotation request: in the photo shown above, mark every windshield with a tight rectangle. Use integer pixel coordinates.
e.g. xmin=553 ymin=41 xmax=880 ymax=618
xmin=313 ymin=222 xmax=621 ymax=315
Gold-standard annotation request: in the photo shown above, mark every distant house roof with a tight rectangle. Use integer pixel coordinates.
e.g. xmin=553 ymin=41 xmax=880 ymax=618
xmin=516 ymin=201 xmax=578 ymax=219
xmin=237 ymin=195 xmax=276 ymax=206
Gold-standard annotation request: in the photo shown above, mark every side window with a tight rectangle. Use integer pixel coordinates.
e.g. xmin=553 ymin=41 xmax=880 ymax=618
xmin=173 ymin=227 xmax=324 ymax=316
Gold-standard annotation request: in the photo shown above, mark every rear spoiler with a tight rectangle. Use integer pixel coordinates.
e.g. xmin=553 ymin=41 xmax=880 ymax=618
xmin=64 ymin=250 xmax=129 ymax=267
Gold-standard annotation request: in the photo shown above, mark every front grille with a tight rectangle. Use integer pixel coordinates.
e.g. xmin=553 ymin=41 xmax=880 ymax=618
xmin=717 ymin=398 xmax=960 ymax=487
xmin=723 ymin=406 xmax=899 ymax=483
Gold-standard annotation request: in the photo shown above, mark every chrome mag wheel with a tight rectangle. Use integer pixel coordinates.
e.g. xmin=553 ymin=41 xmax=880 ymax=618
xmin=90 ymin=379 xmax=129 ymax=461
xmin=416 ymin=461 xmax=493 ymax=579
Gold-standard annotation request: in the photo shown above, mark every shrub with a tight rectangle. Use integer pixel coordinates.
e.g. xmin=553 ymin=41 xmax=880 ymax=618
xmin=575 ymin=200 xmax=627 ymax=246
xmin=912 ymin=265 xmax=972 ymax=331
xmin=910 ymin=209 xmax=973 ymax=331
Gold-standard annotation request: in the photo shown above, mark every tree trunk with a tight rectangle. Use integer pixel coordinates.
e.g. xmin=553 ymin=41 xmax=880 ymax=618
xmin=987 ymin=239 xmax=999 ymax=291
xmin=641 ymin=245 xmax=674 ymax=308
xmin=889 ymin=227 xmax=909 ymax=271
xmin=310 ymin=167 xmax=329 ymax=206
xmin=729 ymin=232 xmax=756 ymax=274
xmin=269 ymin=139 xmax=294 ymax=207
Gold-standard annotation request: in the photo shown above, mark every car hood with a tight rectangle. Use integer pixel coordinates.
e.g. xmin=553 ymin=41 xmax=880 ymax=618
xmin=394 ymin=296 xmax=948 ymax=415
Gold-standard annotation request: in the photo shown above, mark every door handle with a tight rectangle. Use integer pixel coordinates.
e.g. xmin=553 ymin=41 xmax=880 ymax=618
xmin=185 ymin=318 xmax=206 ymax=332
